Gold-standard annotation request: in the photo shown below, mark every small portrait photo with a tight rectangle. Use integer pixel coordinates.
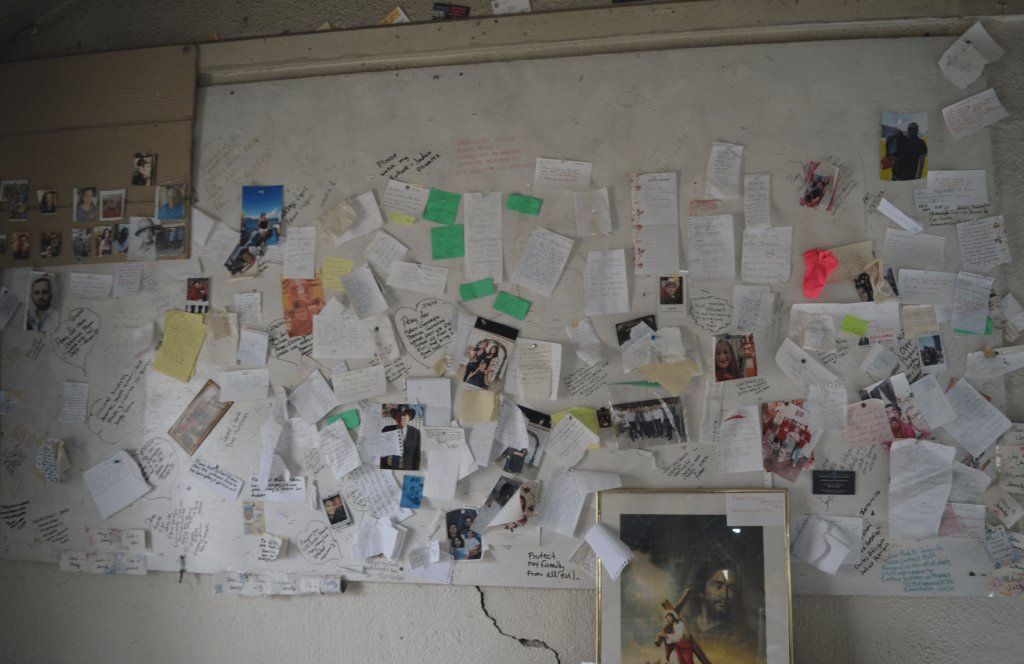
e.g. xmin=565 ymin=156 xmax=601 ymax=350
xmin=128 ymin=217 xmax=159 ymax=261
xmin=94 ymin=226 xmax=114 ymax=256
xmin=379 ymin=403 xmax=424 ymax=471
xmin=713 ymin=334 xmax=757 ymax=383
xmin=5 ymin=181 xmax=28 ymax=221
xmin=100 ymin=189 xmax=125 ymax=221
xmin=446 ymin=508 xmax=482 ymax=561
xmin=322 ymin=492 xmax=353 ymax=531
xmin=157 ymin=222 xmax=186 ymax=257
xmin=156 ymin=184 xmax=186 ymax=221
xmin=37 ymin=189 xmax=57 ymax=215
xmin=243 ymin=500 xmax=265 ymax=536
xmin=12 ymin=233 xmax=30 ymax=261
xmin=132 ymin=153 xmax=155 ymax=186
xmin=659 ymin=275 xmax=685 ymax=305
xmin=0 ymin=235 xmax=6 ymax=256
xmin=73 ymin=187 xmax=99 ymax=222
xmin=25 ymin=271 xmax=59 ymax=333
xmin=596 ymin=407 xmax=612 ymax=428
xmin=615 ymin=315 xmax=657 ymax=346
xmin=882 ymin=111 xmax=928 ymax=181
xmin=916 ymin=333 xmax=946 ymax=374
xmin=185 ymin=277 xmax=210 ymax=314
xmin=456 ymin=317 xmax=519 ymax=393
xmin=853 ymin=272 xmax=874 ymax=302
xmin=281 ymin=275 xmax=325 ymax=337
xmin=167 ymin=379 xmax=233 ymax=455
xmin=40 ymin=232 xmax=62 ymax=259
xmin=610 ymin=397 xmax=685 ymax=447
xmin=0 ymin=180 xmax=27 ymax=203
xmin=112 ymin=224 xmax=130 ymax=253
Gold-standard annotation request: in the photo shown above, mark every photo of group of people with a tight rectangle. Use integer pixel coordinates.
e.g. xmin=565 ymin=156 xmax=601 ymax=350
xmin=798 ymin=160 xmax=839 ymax=211
xmin=446 ymin=509 xmax=482 ymax=561
xmin=225 ymin=185 xmax=282 ymax=275
xmin=322 ymin=492 xmax=353 ymax=532
xmin=610 ymin=397 xmax=685 ymax=447
xmin=713 ymin=335 xmax=757 ymax=383
xmin=859 ymin=373 xmax=930 ymax=440
xmin=456 ymin=317 xmax=519 ymax=392
xmin=379 ymin=403 xmax=424 ymax=471
xmin=916 ymin=333 xmax=947 ymax=373
xmin=761 ymin=400 xmax=817 ymax=483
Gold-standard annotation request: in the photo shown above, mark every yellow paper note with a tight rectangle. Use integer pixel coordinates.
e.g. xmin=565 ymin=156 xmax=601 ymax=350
xmin=636 ymin=358 xmax=700 ymax=397
xmin=461 ymin=390 xmax=498 ymax=423
xmin=825 ymin=240 xmax=874 ymax=284
xmin=431 ymin=355 xmax=450 ymax=377
xmin=390 ymin=212 xmax=417 ymax=226
xmin=321 ymin=256 xmax=355 ymax=291
xmin=552 ymin=407 xmax=601 ymax=449
xmin=152 ymin=311 xmax=207 ymax=383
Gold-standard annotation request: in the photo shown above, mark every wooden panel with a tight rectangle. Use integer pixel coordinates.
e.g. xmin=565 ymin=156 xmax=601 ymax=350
xmin=0 ymin=45 xmax=196 ymax=136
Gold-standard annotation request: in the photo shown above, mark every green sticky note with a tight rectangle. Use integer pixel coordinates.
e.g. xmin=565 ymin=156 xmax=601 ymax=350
xmin=954 ymin=318 xmax=993 ymax=335
xmin=840 ymin=315 xmax=869 ymax=337
xmin=423 ymin=189 xmax=461 ymax=226
xmin=493 ymin=292 xmax=531 ymax=320
xmin=506 ymin=194 xmax=542 ymax=216
xmin=460 ymin=278 xmax=494 ymax=301
xmin=327 ymin=410 xmax=360 ymax=429
xmin=431 ymin=224 xmax=465 ymax=259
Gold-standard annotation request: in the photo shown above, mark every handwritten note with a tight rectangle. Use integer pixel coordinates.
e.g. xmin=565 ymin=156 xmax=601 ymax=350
xmin=59 ymin=382 xmax=88 ymax=424
xmin=843 ymin=400 xmax=893 ymax=448
xmin=883 ymin=228 xmax=945 ymax=265
xmin=82 ymin=451 xmax=152 ymax=519
xmin=332 ymin=365 xmax=387 ymax=404
xmin=726 ymin=492 xmax=786 ymax=526
xmin=910 ymin=375 xmax=957 ymax=429
xmin=584 ymin=249 xmax=630 ymax=315
xmin=825 ymin=241 xmax=874 ymax=284
xmin=688 ymin=215 xmax=735 ymax=282
xmin=897 ymin=270 xmax=957 ymax=307
xmin=189 ymin=457 xmax=244 ymax=498
xmin=535 ymin=472 xmax=586 ymax=538
xmin=927 ymin=170 xmax=988 ymax=207
xmin=775 ymin=338 xmax=837 ymax=390
xmin=957 ymin=215 xmax=1011 ymax=271
xmin=914 ymin=187 xmax=956 ymax=213
xmin=516 ymin=342 xmax=553 ymax=401
xmin=386 ymin=261 xmax=448 ymax=296
xmin=546 ymin=414 xmax=598 ymax=468
xmin=951 ymin=271 xmax=993 ymax=335
xmin=289 ymin=370 xmax=338 ymax=425
xmin=319 ymin=420 xmax=360 ymax=479
xmin=461 ymin=390 xmax=498 ymax=423
xmin=381 ymin=180 xmax=429 ymax=219
xmin=943 ymin=379 xmax=1011 ymax=457
xmin=364 ymin=231 xmax=409 ymax=273
xmin=584 ymin=523 xmax=636 ymax=580
xmin=860 ymin=344 xmax=898 ymax=380
xmin=234 ymin=292 xmax=261 ymax=324
xmin=743 ymin=173 xmax=771 ymax=228
xmin=889 ymin=438 xmax=955 ymax=540
xmin=705 ymin=142 xmax=743 ymax=199
xmin=250 ymin=476 xmax=306 ymax=503
xmin=877 ymin=198 xmax=923 ymax=234
xmin=940 ymin=22 xmax=1004 ymax=89
xmin=902 ymin=305 xmax=939 ymax=339
xmin=86 ymin=527 xmax=146 ymax=551
xmin=533 ymin=157 xmax=592 ymax=191
xmin=236 ymin=328 xmax=269 ymax=365
xmin=0 ymin=286 xmax=20 ymax=329
xmin=283 ymin=227 xmax=317 ymax=279
xmin=630 ymin=172 xmax=680 ymax=276
xmin=807 ymin=382 xmax=848 ymax=429
xmin=463 ymin=192 xmax=503 ymax=284
xmin=716 ymin=406 xmax=764 ymax=474
xmin=311 ymin=315 xmax=373 ymax=359
xmin=321 ymin=191 xmax=384 ymax=245
xmin=740 ymin=227 xmax=791 ymax=285
xmin=220 ymin=368 xmax=269 ymax=402
xmin=152 ymin=311 xmax=206 ymax=383
xmin=339 ymin=264 xmax=388 ymax=319
xmin=942 ymin=88 xmax=1009 ymax=140
xmin=982 ymin=486 xmax=1024 ymax=528
xmin=511 ymin=227 xmax=574 ymax=298
xmin=112 ymin=262 xmax=142 ymax=298
xmin=574 ymin=188 xmax=612 ymax=235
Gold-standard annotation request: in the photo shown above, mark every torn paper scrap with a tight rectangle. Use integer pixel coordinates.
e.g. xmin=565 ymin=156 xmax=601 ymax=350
xmin=940 ymin=22 xmax=1004 ymax=89
xmin=983 ymin=485 xmax=1024 ymax=528
xmin=584 ymin=523 xmax=636 ymax=581
xmin=791 ymin=514 xmax=854 ymax=575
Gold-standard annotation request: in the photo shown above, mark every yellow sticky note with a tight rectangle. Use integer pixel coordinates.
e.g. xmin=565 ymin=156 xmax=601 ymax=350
xmin=461 ymin=390 xmax=498 ymax=423
xmin=636 ymin=359 xmax=700 ymax=397
xmin=390 ymin=212 xmax=416 ymax=226
xmin=152 ymin=311 xmax=207 ymax=383
xmin=321 ymin=256 xmax=354 ymax=291
xmin=552 ymin=407 xmax=601 ymax=449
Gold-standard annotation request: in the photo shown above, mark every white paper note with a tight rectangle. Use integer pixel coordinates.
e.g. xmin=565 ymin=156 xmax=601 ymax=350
xmin=896 ymin=270 xmax=958 ymax=307
xmin=791 ymin=514 xmax=854 ymax=575
xmin=942 ymin=88 xmax=1009 ymax=140
xmin=902 ymin=305 xmax=940 ymax=339
xmin=982 ymin=486 xmax=1024 ymax=528
xmin=584 ymin=523 xmax=636 ymax=581
xmin=364 ymin=231 xmax=409 ymax=273
xmin=422 ymin=450 xmax=460 ymax=501
xmin=237 ymin=328 xmax=269 ymax=365
xmin=948 ymin=463 xmax=993 ymax=504
xmin=463 ymin=192 xmax=504 ymax=284
xmin=743 ymin=174 xmax=771 ymax=228
xmin=940 ymin=22 xmax=1004 ymax=89
xmin=545 ymin=414 xmax=598 ymax=468
xmin=776 ymin=338 xmax=837 ymax=390
xmin=726 ymin=492 xmax=785 ymax=526
xmin=574 ymin=188 xmax=612 ymax=236
xmin=0 ymin=287 xmax=21 ymax=329
xmin=910 ymin=375 xmax=957 ymax=429
xmin=406 ymin=378 xmax=452 ymax=427
xmin=381 ymin=180 xmax=430 ymax=219
xmin=386 ymin=261 xmax=448 ymax=296
xmin=927 ymin=170 xmax=988 ymax=207
xmin=913 ymin=187 xmax=956 ymax=213
xmin=220 ymin=369 xmax=269 ymax=402
xmin=189 ymin=457 xmax=244 ymax=498
xmin=516 ymin=342 xmax=553 ymax=402
xmin=511 ymin=227 xmax=574 ymax=298
xmin=807 ymin=383 xmax=848 ymax=429
xmin=705 ymin=142 xmax=743 ymax=199
xmin=59 ymin=382 xmax=88 ymax=424
xmin=332 ymin=365 xmax=387 ymax=404
xmin=319 ymin=420 xmax=361 ymax=480
xmin=535 ymin=471 xmax=587 ymax=538
xmin=688 ymin=215 xmax=735 ymax=282
xmin=324 ymin=191 xmax=385 ymax=246
xmin=965 ymin=346 xmax=1024 ymax=380
xmin=889 ymin=438 xmax=955 ymax=540
xmin=860 ymin=344 xmax=898 ymax=380
xmin=313 ymin=314 xmax=375 ymax=359
xmin=339 ymin=264 xmax=389 ymax=319
xmin=951 ymin=271 xmax=993 ymax=334
xmin=68 ymin=273 xmax=113 ymax=300
xmin=630 ymin=172 xmax=680 ymax=276
xmin=957 ymin=216 xmax=1011 ymax=272
xmin=113 ymin=263 xmax=143 ymax=298
xmin=943 ymin=379 xmax=1011 ymax=457
xmin=289 ymin=370 xmax=338 ymax=425
xmin=283 ymin=227 xmax=317 ymax=279
xmin=566 ymin=319 xmax=604 ymax=367
xmin=699 ymin=379 xmax=724 ymax=444
xmin=250 ymin=476 xmax=306 ymax=503
xmin=877 ymin=198 xmax=923 ymax=234
xmin=883 ymin=228 xmax=945 ymax=266
xmin=83 ymin=451 xmax=152 ymax=519
xmin=716 ymin=406 xmax=763 ymax=474
xmin=584 ymin=249 xmax=630 ymax=316
xmin=533 ymin=157 xmax=592 ymax=192
xmin=843 ymin=400 xmax=893 ymax=449
xmin=741 ymin=227 xmax=792 ymax=285
xmin=234 ymin=292 xmax=261 ymax=324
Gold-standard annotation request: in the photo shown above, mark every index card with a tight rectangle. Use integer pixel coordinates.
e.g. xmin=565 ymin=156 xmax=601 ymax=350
xmin=860 ymin=344 xmax=898 ymax=380
xmin=69 ymin=273 xmax=113 ymax=300
xmin=363 ymin=231 xmax=408 ymax=273
xmin=574 ymin=188 xmax=613 ymax=236
xmin=533 ymin=157 xmax=592 ymax=191
xmin=688 ymin=214 xmax=735 ymax=282
xmin=189 ymin=457 xmax=244 ymax=498
xmin=629 ymin=172 xmax=680 ymax=276
xmin=966 ymin=346 xmax=1024 ymax=380
xmin=983 ymin=486 xmax=1024 ymax=528
xmin=791 ymin=514 xmax=854 ymax=575
xmin=699 ymin=379 xmax=724 ymax=444
xmin=741 ymin=227 xmax=792 ymax=285
xmin=807 ymin=382 xmax=848 ymax=430
xmin=726 ymin=492 xmax=785 ymax=527
xmin=775 ymin=338 xmax=837 ymax=390
xmin=339 ymin=264 xmax=388 ymax=319
xmin=883 ymin=228 xmax=945 ymax=265
xmin=152 ymin=311 xmax=206 ymax=383
xmin=843 ymin=400 xmax=893 ymax=448
xmin=896 ymin=270 xmax=957 ymax=307
xmin=927 ymin=170 xmax=988 ymax=207
xmin=943 ymin=88 xmax=1009 ymax=140
xmin=422 ymin=450 xmax=460 ymax=501
xmin=237 ymin=328 xmax=269 ymax=365
xmin=584 ymin=523 xmax=636 ymax=581
xmin=913 ymin=187 xmax=956 ymax=213
xmin=59 ymin=382 xmax=88 ymax=423
xmin=332 ymin=365 xmax=387 ymax=404
xmin=407 ymin=378 xmax=452 ymax=427
xmin=825 ymin=241 xmax=874 ymax=284
xmin=716 ymin=406 xmax=763 ymax=474
xmin=83 ymin=451 xmax=152 ymax=519
xmin=461 ymin=390 xmax=498 ymax=423
xmin=61 ymin=552 xmax=147 ymax=576
xmin=463 ymin=192 xmax=503 ymax=284
xmin=584 ymin=249 xmax=630 ymax=315
xmin=283 ymin=227 xmax=317 ymax=279
xmin=318 ymin=420 xmax=361 ymax=480
xmin=535 ymin=471 xmax=587 ymax=538
xmin=566 ymin=318 xmax=604 ymax=367
xmin=289 ymin=370 xmax=337 ymax=425
xmin=910 ymin=375 xmax=957 ymax=428
xmin=939 ymin=503 xmax=986 ymax=540
xmin=250 ymin=476 xmax=306 ymax=503
xmin=705 ymin=142 xmax=743 ymax=199
xmin=235 ymin=292 xmax=262 ymax=323
xmin=220 ymin=369 xmax=269 ymax=402
xmin=0 ymin=287 xmax=20 ymax=329
xmin=86 ymin=527 xmax=146 ymax=552
xmin=902 ymin=305 xmax=939 ymax=339
xmin=957 ymin=215 xmax=1011 ymax=271
xmin=422 ymin=427 xmax=475 ymax=479
xmin=951 ymin=271 xmax=993 ymax=334
xmin=423 ymin=189 xmax=461 ymax=226
xmin=940 ymin=22 xmax=1004 ymax=89
xmin=889 ymin=438 xmax=955 ymax=540
xmin=382 ymin=180 xmax=430 ymax=218
xmin=984 ymin=525 xmax=1020 ymax=568
xmin=511 ymin=227 xmax=574 ymax=297
xmin=743 ymin=174 xmax=771 ymax=228
xmin=546 ymin=413 xmax=598 ymax=468
xmin=877 ymin=198 xmax=923 ymax=234
xmin=943 ymin=379 xmax=1011 ymax=456
xmin=386 ymin=261 xmax=448 ymax=296
xmin=949 ymin=462 xmax=992 ymax=505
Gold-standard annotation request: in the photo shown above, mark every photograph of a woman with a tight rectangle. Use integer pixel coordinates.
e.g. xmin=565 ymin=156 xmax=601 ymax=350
xmin=713 ymin=335 xmax=757 ymax=383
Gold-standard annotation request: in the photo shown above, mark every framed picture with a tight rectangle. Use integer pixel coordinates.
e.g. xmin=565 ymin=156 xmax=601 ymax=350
xmin=168 ymin=380 xmax=233 ymax=455
xmin=597 ymin=489 xmax=792 ymax=664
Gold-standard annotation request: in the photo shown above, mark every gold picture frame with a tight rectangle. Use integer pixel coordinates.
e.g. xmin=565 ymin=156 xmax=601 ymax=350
xmin=167 ymin=379 xmax=233 ymax=456
xmin=596 ymin=489 xmax=793 ymax=664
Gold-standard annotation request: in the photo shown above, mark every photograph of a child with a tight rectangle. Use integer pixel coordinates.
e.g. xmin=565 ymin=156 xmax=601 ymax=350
xmin=713 ymin=334 xmax=757 ymax=383
xmin=446 ymin=509 xmax=482 ymax=561
xmin=761 ymin=400 xmax=817 ymax=482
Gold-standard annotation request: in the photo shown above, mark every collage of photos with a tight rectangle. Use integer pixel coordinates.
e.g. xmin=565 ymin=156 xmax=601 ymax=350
xmin=859 ymin=373 xmax=931 ymax=440
xmin=379 ymin=403 xmax=425 ymax=471
xmin=881 ymin=111 xmax=928 ymax=181
xmin=761 ymin=400 xmax=817 ymax=483
xmin=445 ymin=509 xmax=482 ymax=561
xmin=610 ymin=397 xmax=685 ymax=448
xmin=281 ymin=274 xmax=325 ymax=337
xmin=713 ymin=334 xmax=757 ymax=383
xmin=456 ymin=317 xmax=519 ymax=392
xmin=501 ymin=406 xmax=551 ymax=476
xmin=226 ymin=185 xmax=282 ymax=275
xmin=322 ymin=492 xmax=353 ymax=532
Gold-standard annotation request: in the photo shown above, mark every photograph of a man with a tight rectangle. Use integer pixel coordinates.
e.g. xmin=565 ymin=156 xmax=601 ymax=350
xmin=882 ymin=112 xmax=928 ymax=181
xmin=128 ymin=217 xmax=159 ymax=261
xmin=380 ymin=404 xmax=422 ymax=471
xmin=26 ymin=272 xmax=59 ymax=332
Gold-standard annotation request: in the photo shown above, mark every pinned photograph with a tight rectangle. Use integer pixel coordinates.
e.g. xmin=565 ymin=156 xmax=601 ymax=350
xmin=713 ymin=334 xmax=757 ymax=383
xmin=156 ymin=184 xmax=186 ymax=221
xmin=659 ymin=273 xmax=689 ymax=324
xmin=881 ymin=111 xmax=928 ymax=181
xmin=611 ymin=397 xmax=685 ymax=447
xmin=243 ymin=500 xmax=265 ymax=536
xmin=112 ymin=224 xmax=130 ymax=253
xmin=37 ymin=190 xmax=57 ymax=215
xmin=157 ymin=222 xmax=186 ymax=257
xmin=12 ymin=233 xmax=30 ymax=261
xmin=597 ymin=407 xmax=612 ymax=428
xmin=499 ymin=405 xmax=550 ymax=476
xmin=446 ymin=508 xmax=482 ymax=561
xmin=859 ymin=373 xmax=931 ymax=439
xmin=322 ymin=492 xmax=353 ymax=532
xmin=100 ymin=189 xmax=125 ymax=221
xmin=0 ymin=180 xmax=27 ymax=203
xmin=616 ymin=315 xmax=657 ymax=346
xmin=761 ymin=400 xmax=816 ymax=482
xmin=4 ymin=181 xmax=28 ymax=221
xmin=379 ymin=403 xmax=424 ymax=471
xmin=25 ymin=272 xmax=59 ymax=333
xmin=167 ymin=379 xmax=233 ymax=455
xmin=456 ymin=317 xmax=519 ymax=392
xmin=916 ymin=333 xmax=947 ymax=375
xmin=798 ymin=160 xmax=839 ymax=211
xmin=131 ymin=153 xmax=155 ymax=186
xmin=225 ymin=185 xmax=283 ymax=274
xmin=73 ymin=187 xmax=99 ymax=222
xmin=40 ymin=232 xmax=62 ymax=259
xmin=94 ymin=226 xmax=114 ymax=256
xmin=128 ymin=217 xmax=158 ymax=261
xmin=281 ymin=274 xmax=325 ymax=337
xmin=185 ymin=278 xmax=210 ymax=314
xmin=71 ymin=228 xmax=92 ymax=260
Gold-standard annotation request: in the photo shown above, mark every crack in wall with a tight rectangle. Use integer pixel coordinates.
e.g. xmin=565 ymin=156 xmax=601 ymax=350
xmin=476 ymin=586 xmax=562 ymax=664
